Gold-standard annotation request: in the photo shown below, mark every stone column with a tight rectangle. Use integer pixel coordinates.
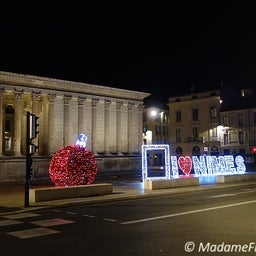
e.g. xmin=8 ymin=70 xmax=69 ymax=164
xmin=40 ymin=95 xmax=49 ymax=155
xmin=32 ymin=91 xmax=41 ymax=155
xmin=137 ymin=104 xmax=144 ymax=154
xmin=48 ymin=93 xmax=56 ymax=155
xmin=78 ymin=96 xmax=86 ymax=134
xmin=14 ymin=89 xmax=24 ymax=156
xmin=116 ymin=101 xmax=123 ymax=155
xmin=63 ymin=94 xmax=72 ymax=146
xmin=104 ymin=100 xmax=111 ymax=155
xmin=91 ymin=98 xmax=99 ymax=154
xmin=0 ymin=87 xmax=4 ymax=156
xmin=128 ymin=102 xmax=134 ymax=154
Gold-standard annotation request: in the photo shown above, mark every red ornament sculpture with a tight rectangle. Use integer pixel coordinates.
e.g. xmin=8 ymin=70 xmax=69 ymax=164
xmin=49 ymin=134 xmax=98 ymax=187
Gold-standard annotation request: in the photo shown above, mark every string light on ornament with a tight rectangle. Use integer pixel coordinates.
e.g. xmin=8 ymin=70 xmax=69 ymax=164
xmin=49 ymin=133 xmax=98 ymax=187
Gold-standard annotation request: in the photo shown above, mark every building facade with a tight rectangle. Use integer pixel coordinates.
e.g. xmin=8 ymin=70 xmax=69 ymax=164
xmin=219 ymin=107 xmax=256 ymax=155
xmin=142 ymin=105 xmax=169 ymax=145
xmin=0 ymin=71 xmax=150 ymax=182
xmin=168 ymin=90 xmax=221 ymax=156
xmin=219 ymin=87 xmax=256 ymax=167
xmin=168 ymin=87 xmax=256 ymax=169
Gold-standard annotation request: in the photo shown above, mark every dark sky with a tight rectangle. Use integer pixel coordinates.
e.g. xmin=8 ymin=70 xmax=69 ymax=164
xmin=0 ymin=2 xmax=255 ymax=104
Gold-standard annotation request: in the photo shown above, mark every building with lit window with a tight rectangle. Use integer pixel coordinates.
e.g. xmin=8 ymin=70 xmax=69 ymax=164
xmin=168 ymin=90 xmax=222 ymax=156
xmin=168 ymin=85 xmax=256 ymax=168
xmin=142 ymin=104 xmax=169 ymax=145
xmin=0 ymin=71 xmax=150 ymax=182
xmin=218 ymin=86 xmax=256 ymax=167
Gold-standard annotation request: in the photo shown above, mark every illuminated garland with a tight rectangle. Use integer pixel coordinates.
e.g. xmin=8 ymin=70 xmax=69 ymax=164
xmin=49 ymin=145 xmax=98 ymax=187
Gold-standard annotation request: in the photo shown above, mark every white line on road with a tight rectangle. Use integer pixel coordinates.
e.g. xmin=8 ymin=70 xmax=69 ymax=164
xmin=83 ymin=214 xmax=96 ymax=218
xmin=120 ymin=199 xmax=256 ymax=225
xmin=103 ymin=218 xmax=117 ymax=222
xmin=206 ymin=193 xmax=236 ymax=198
xmin=206 ymin=189 xmax=256 ymax=198
xmin=66 ymin=211 xmax=77 ymax=215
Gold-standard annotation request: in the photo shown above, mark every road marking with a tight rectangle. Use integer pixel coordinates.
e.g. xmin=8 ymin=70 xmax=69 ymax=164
xmin=206 ymin=189 xmax=256 ymax=198
xmin=206 ymin=193 xmax=236 ymax=198
xmin=120 ymin=199 xmax=256 ymax=225
xmin=31 ymin=218 xmax=75 ymax=227
xmin=6 ymin=227 xmax=60 ymax=239
xmin=66 ymin=211 xmax=77 ymax=215
xmin=51 ymin=209 xmax=62 ymax=212
xmin=0 ymin=219 xmax=23 ymax=226
xmin=1 ymin=213 xmax=74 ymax=239
xmin=83 ymin=214 xmax=96 ymax=218
xmin=103 ymin=218 xmax=117 ymax=222
xmin=3 ymin=212 xmax=41 ymax=219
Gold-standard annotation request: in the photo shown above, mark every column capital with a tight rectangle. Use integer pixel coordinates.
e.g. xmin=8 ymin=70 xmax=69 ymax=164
xmin=138 ymin=104 xmax=144 ymax=112
xmin=0 ymin=87 xmax=4 ymax=98
xmin=48 ymin=93 xmax=57 ymax=102
xmin=78 ymin=96 xmax=86 ymax=105
xmin=14 ymin=89 xmax=24 ymax=100
xmin=104 ymin=99 xmax=111 ymax=108
xmin=64 ymin=94 xmax=72 ymax=105
xmin=32 ymin=90 xmax=41 ymax=101
xmin=128 ymin=102 xmax=134 ymax=110
xmin=92 ymin=98 xmax=99 ymax=107
xmin=116 ymin=101 xmax=123 ymax=109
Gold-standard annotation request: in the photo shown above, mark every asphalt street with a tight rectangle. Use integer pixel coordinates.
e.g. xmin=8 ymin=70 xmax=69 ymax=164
xmin=1 ymin=182 xmax=256 ymax=255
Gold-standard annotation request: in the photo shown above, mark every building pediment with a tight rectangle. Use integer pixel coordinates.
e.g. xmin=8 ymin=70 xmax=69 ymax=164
xmin=0 ymin=71 xmax=150 ymax=101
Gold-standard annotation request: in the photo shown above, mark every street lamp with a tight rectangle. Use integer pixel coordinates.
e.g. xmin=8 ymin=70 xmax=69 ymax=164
xmin=150 ymin=109 xmax=164 ymax=144
xmin=150 ymin=110 xmax=157 ymax=117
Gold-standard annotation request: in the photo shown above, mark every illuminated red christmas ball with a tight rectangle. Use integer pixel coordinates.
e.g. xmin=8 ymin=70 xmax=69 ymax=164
xmin=49 ymin=145 xmax=98 ymax=187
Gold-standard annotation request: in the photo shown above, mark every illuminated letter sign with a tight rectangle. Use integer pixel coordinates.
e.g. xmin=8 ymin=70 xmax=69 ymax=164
xmin=142 ymin=144 xmax=246 ymax=181
xmin=141 ymin=144 xmax=170 ymax=181
xmin=191 ymin=155 xmax=246 ymax=175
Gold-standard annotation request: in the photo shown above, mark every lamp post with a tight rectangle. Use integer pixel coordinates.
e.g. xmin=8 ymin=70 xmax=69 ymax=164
xmin=160 ymin=111 xmax=163 ymax=143
xmin=150 ymin=109 xmax=164 ymax=144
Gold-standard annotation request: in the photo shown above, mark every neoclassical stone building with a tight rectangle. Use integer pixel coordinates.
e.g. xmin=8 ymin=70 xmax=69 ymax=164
xmin=0 ymin=71 xmax=150 ymax=181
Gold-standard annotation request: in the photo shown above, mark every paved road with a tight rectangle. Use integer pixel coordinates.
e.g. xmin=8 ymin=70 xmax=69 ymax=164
xmin=1 ymin=183 xmax=256 ymax=255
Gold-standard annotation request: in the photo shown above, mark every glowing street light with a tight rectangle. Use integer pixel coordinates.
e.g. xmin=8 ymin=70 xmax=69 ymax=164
xmin=150 ymin=110 xmax=157 ymax=117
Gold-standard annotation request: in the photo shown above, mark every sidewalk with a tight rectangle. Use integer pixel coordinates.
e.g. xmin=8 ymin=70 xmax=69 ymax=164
xmin=1 ymin=176 xmax=256 ymax=216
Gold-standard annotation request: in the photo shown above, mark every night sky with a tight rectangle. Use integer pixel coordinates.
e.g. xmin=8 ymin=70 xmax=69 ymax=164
xmin=0 ymin=2 xmax=255 ymax=104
